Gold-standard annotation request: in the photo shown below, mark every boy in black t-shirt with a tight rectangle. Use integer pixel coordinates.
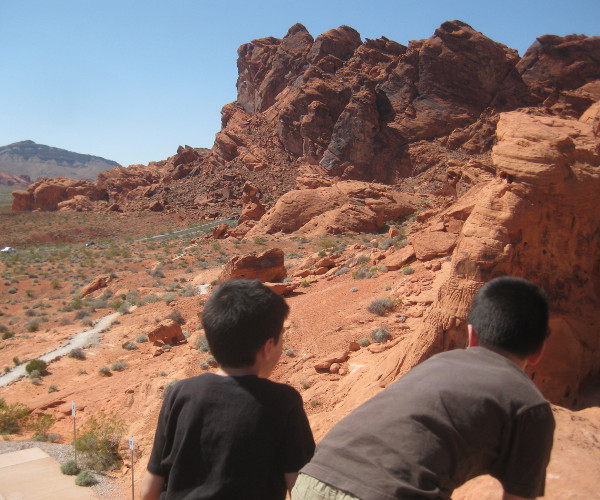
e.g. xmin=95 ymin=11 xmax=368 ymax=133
xmin=141 ymin=279 xmax=315 ymax=500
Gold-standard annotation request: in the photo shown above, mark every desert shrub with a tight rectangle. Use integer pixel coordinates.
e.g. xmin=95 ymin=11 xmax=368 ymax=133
xmin=61 ymin=459 xmax=80 ymax=476
xmin=136 ymin=334 xmax=148 ymax=343
xmin=195 ymin=336 xmax=210 ymax=353
xmin=47 ymin=432 xmax=61 ymax=442
xmin=7 ymin=287 xmax=17 ymax=294
xmin=25 ymin=359 xmax=48 ymax=375
xmin=367 ymin=298 xmax=394 ymax=316
xmin=98 ymin=366 xmax=112 ymax=376
xmin=74 ymin=411 xmax=125 ymax=471
xmin=111 ymin=360 xmax=128 ymax=372
xmin=74 ymin=309 xmax=91 ymax=320
xmin=2 ymin=331 xmax=14 ymax=340
xmin=300 ymin=280 xmax=310 ymax=288
xmin=371 ymin=326 xmax=392 ymax=343
xmin=333 ymin=266 xmax=350 ymax=277
xmin=167 ymin=309 xmax=185 ymax=325
xmin=0 ymin=400 xmax=29 ymax=434
xmin=28 ymin=369 xmax=41 ymax=379
xmin=121 ymin=341 xmax=137 ymax=350
xmin=30 ymin=413 xmax=55 ymax=438
xmin=25 ymin=321 xmax=40 ymax=332
xmin=300 ymin=379 xmax=311 ymax=390
xmin=75 ymin=470 xmax=98 ymax=486
xmin=179 ymin=285 xmax=197 ymax=297
xmin=142 ymin=294 xmax=160 ymax=304
xmin=12 ymin=357 xmax=20 ymax=366
xmin=69 ymin=347 xmax=86 ymax=360
xmin=401 ymin=265 xmax=414 ymax=275
xmin=378 ymin=237 xmax=394 ymax=250
xmin=0 ymin=323 xmax=7 ymax=333
xmin=284 ymin=349 xmax=295 ymax=357
xmin=163 ymin=293 xmax=177 ymax=305
xmin=352 ymin=266 xmax=376 ymax=280
xmin=81 ymin=319 xmax=93 ymax=327
xmin=25 ymin=309 xmax=37 ymax=317
xmin=357 ymin=337 xmax=371 ymax=347
xmin=48 ymin=384 xmax=59 ymax=393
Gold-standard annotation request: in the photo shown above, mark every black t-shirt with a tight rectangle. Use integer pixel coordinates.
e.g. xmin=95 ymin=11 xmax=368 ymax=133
xmin=302 ymin=347 xmax=555 ymax=500
xmin=147 ymin=373 xmax=315 ymax=499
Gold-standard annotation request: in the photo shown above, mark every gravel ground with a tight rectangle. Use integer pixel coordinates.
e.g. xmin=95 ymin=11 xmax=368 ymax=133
xmin=0 ymin=440 xmax=128 ymax=499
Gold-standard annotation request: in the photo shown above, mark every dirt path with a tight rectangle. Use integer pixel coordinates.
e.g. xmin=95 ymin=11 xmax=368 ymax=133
xmin=0 ymin=312 xmax=120 ymax=387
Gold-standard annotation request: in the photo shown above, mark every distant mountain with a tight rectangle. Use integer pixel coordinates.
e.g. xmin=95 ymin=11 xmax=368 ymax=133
xmin=0 ymin=140 xmax=120 ymax=181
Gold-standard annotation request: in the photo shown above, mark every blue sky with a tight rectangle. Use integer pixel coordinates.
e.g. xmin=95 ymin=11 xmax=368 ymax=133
xmin=1 ymin=0 xmax=598 ymax=167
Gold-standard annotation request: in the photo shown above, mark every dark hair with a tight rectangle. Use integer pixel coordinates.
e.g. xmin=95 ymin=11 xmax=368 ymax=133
xmin=201 ymin=279 xmax=289 ymax=368
xmin=467 ymin=276 xmax=549 ymax=358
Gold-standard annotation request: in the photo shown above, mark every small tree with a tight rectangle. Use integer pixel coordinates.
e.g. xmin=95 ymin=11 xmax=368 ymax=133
xmin=0 ymin=400 xmax=29 ymax=434
xmin=30 ymin=413 xmax=56 ymax=440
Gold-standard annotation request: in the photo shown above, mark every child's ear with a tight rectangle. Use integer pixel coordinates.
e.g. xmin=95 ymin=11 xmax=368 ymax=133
xmin=467 ymin=325 xmax=479 ymax=347
xmin=258 ymin=337 xmax=275 ymax=361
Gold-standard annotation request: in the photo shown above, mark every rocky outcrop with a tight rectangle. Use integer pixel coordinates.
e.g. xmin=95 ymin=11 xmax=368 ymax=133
xmin=377 ymin=108 xmax=600 ymax=408
xmin=247 ymin=181 xmax=420 ymax=236
xmin=218 ymin=248 xmax=287 ymax=283
xmin=79 ymin=275 xmax=112 ymax=297
xmin=146 ymin=319 xmax=185 ymax=346
xmin=11 ymin=177 xmax=108 ymax=211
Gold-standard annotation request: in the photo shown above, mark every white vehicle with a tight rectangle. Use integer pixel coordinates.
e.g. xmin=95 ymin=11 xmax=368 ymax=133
xmin=0 ymin=247 xmax=15 ymax=253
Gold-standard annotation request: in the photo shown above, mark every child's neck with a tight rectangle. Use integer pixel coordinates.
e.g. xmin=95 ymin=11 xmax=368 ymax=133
xmin=217 ymin=366 xmax=260 ymax=377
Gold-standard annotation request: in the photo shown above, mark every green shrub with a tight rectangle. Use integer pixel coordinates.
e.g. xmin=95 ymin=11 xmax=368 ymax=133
xmin=69 ymin=348 xmax=86 ymax=360
xmin=166 ymin=309 xmax=185 ymax=325
xmin=75 ymin=470 xmax=98 ymax=486
xmin=25 ymin=359 xmax=48 ymax=376
xmin=60 ymin=459 xmax=80 ymax=476
xmin=162 ymin=379 xmax=180 ymax=397
xmin=111 ymin=360 xmax=128 ymax=372
xmin=25 ymin=321 xmax=39 ymax=332
xmin=371 ymin=326 xmax=392 ymax=343
xmin=357 ymin=337 xmax=371 ymax=347
xmin=30 ymin=413 xmax=55 ymax=438
xmin=7 ymin=287 xmax=17 ymax=294
xmin=98 ymin=366 xmax=112 ymax=376
xmin=401 ymin=265 xmax=414 ymax=275
xmin=28 ymin=369 xmax=41 ymax=379
xmin=284 ymin=349 xmax=295 ymax=357
xmin=121 ymin=341 xmax=137 ymax=350
xmin=73 ymin=411 xmax=125 ymax=471
xmin=0 ymin=401 xmax=29 ymax=434
xmin=48 ymin=384 xmax=59 ymax=393
xmin=2 ymin=331 xmax=14 ymax=340
xmin=136 ymin=334 xmax=148 ymax=343
xmin=352 ymin=267 xmax=376 ymax=280
xmin=367 ymin=298 xmax=394 ymax=316
xmin=195 ymin=336 xmax=210 ymax=353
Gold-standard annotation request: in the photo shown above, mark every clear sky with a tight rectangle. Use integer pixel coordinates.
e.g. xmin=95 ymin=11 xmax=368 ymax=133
xmin=1 ymin=0 xmax=598 ymax=167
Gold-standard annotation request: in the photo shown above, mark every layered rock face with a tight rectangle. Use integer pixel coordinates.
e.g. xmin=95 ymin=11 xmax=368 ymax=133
xmin=377 ymin=108 xmax=600 ymax=407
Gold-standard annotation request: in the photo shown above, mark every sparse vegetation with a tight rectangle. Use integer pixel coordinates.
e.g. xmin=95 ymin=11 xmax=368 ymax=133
xmin=69 ymin=347 xmax=86 ymax=360
xmin=401 ymin=265 xmax=415 ymax=275
xmin=73 ymin=411 xmax=125 ymax=471
xmin=121 ymin=341 xmax=138 ymax=350
xmin=371 ymin=326 xmax=392 ymax=343
xmin=195 ymin=335 xmax=210 ymax=352
xmin=75 ymin=470 xmax=98 ymax=487
xmin=136 ymin=334 xmax=149 ymax=343
xmin=357 ymin=337 xmax=371 ymax=347
xmin=61 ymin=459 xmax=80 ymax=476
xmin=99 ymin=366 xmax=112 ymax=376
xmin=367 ymin=297 xmax=395 ymax=316
xmin=111 ymin=360 xmax=128 ymax=372
xmin=25 ymin=359 xmax=48 ymax=376
xmin=0 ymin=399 xmax=29 ymax=434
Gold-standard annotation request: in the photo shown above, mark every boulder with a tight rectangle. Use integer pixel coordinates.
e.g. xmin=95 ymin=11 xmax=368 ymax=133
xmin=218 ymin=248 xmax=287 ymax=283
xmin=409 ymin=231 xmax=458 ymax=261
xmin=79 ymin=274 xmax=112 ymax=297
xmin=147 ymin=319 xmax=186 ymax=346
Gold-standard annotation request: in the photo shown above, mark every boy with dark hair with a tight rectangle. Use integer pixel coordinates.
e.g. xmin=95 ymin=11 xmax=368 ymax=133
xmin=141 ymin=279 xmax=315 ymax=500
xmin=293 ymin=276 xmax=555 ymax=500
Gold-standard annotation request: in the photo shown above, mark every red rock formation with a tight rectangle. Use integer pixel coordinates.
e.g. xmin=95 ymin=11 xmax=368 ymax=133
xmin=247 ymin=181 xmax=420 ymax=236
xmin=146 ymin=319 xmax=185 ymax=346
xmin=80 ymin=274 xmax=112 ymax=297
xmin=0 ymin=172 xmax=30 ymax=187
xmin=11 ymin=177 xmax=107 ymax=211
xmin=218 ymin=248 xmax=287 ymax=283
xmin=377 ymin=107 xmax=600 ymax=408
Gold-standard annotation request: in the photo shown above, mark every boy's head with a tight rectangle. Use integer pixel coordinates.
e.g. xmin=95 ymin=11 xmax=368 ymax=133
xmin=467 ymin=276 xmax=549 ymax=358
xmin=202 ymin=279 xmax=290 ymax=368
